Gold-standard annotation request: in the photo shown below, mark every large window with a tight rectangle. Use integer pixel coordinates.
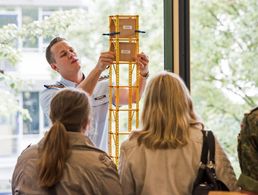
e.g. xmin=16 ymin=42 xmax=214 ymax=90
xmin=0 ymin=115 xmax=18 ymax=156
xmin=190 ymin=0 xmax=258 ymax=176
xmin=22 ymin=92 xmax=40 ymax=134
xmin=0 ymin=14 xmax=17 ymax=26
xmin=0 ymin=9 xmax=19 ymax=72
xmin=0 ymin=1 xmax=164 ymax=193
xmin=0 ymin=8 xmax=18 ymax=26
xmin=22 ymin=8 xmax=39 ymax=49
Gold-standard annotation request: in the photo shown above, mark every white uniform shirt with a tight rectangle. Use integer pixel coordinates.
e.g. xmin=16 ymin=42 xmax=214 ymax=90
xmin=40 ymin=76 xmax=111 ymax=151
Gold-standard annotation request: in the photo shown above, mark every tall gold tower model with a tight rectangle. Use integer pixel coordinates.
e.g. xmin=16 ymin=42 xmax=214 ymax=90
xmin=106 ymin=15 xmax=142 ymax=164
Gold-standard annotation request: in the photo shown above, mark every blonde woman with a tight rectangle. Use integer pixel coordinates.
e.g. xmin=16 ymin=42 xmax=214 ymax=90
xmin=12 ymin=89 xmax=122 ymax=195
xmin=119 ymin=71 xmax=237 ymax=195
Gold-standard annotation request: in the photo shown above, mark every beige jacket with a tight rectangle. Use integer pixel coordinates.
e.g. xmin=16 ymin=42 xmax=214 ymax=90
xmin=119 ymin=126 xmax=237 ymax=195
xmin=12 ymin=132 xmax=122 ymax=195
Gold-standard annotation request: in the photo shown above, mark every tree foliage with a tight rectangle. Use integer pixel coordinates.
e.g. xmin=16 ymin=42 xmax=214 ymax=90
xmin=1 ymin=1 xmax=255 ymax=176
xmin=0 ymin=1 xmax=164 ymax=122
xmin=191 ymin=0 xmax=258 ymax=175
xmin=0 ymin=9 xmax=87 ymax=118
xmin=66 ymin=0 xmax=163 ymax=74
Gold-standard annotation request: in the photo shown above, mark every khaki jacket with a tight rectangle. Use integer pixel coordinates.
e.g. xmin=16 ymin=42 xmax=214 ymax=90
xmin=12 ymin=132 xmax=122 ymax=195
xmin=119 ymin=126 xmax=238 ymax=195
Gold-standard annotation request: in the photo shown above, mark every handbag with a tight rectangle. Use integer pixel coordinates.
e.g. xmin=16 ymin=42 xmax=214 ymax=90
xmin=192 ymin=130 xmax=229 ymax=195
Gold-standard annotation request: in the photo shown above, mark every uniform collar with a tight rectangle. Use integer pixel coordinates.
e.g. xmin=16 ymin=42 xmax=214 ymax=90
xmin=59 ymin=74 xmax=85 ymax=88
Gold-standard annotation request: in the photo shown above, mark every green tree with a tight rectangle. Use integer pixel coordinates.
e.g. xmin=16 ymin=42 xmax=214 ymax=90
xmin=0 ymin=9 xmax=87 ymax=119
xmin=0 ymin=1 xmax=164 ymax=132
xmin=67 ymin=0 xmax=164 ymax=74
xmin=191 ymin=0 xmax=258 ymax=175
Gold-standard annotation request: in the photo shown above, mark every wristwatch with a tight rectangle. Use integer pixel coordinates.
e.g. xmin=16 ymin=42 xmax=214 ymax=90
xmin=140 ymin=71 xmax=149 ymax=79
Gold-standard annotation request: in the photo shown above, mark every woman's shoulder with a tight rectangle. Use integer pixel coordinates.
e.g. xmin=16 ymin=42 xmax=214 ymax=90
xmin=19 ymin=143 xmax=38 ymax=158
xmin=120 ymin=131 xmax=141 ymax=152
xmin=189 ymin=125 xmax=203 ymax=143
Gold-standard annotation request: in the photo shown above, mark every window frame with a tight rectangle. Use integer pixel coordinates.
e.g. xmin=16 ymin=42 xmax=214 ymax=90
xmin=163 ymin=0 xmax=190 ymax=89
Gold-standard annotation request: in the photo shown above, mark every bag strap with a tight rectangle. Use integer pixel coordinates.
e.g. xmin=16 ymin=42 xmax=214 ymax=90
xmin=200 ymin=130 xmax=216 ymax=165
xmin=207 ymin=131 xmax=216 ymax=164
xmin=200 ymin=130 xmax=209 ymax=164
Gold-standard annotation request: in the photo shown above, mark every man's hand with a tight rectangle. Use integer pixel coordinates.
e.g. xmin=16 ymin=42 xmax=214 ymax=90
xmin=96 ymin=51 xmax=115 ymax=71
xmin=136 ymin=52 xmax=149 ymax=76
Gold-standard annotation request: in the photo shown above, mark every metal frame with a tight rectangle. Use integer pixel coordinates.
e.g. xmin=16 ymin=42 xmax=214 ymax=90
xmin=164 ymin=0 xmax=190 ymax=90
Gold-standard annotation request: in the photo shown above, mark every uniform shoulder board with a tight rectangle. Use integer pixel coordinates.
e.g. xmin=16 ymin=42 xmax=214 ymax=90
xmin=21 ymin=144 xmax=31 ymax=154
xmin=44 ymin=83 xmax=65 ymax=89
xmin=98 ymin=75 xmax=109 ymax=81
xmin=98 ymin=153 xmax=117 ymax=169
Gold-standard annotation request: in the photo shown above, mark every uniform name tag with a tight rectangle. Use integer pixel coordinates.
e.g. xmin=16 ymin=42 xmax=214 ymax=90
xmin=94 ymin=95 xmax=106 ymax=100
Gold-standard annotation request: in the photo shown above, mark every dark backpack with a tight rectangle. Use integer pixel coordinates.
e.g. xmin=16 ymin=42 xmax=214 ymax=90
xmin=192 ymin=130 xmax=229 ymax=195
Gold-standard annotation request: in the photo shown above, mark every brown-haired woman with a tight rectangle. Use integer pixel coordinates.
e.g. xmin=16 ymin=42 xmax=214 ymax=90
xmin=119 ymin=71 xmax=237 ymax=195
xmin=12 ymin=89 xmax=122 ymax=195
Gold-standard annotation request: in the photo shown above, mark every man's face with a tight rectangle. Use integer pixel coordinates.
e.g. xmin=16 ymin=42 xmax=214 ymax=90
xmin=50 ymin=40 xmax=81 ymax=77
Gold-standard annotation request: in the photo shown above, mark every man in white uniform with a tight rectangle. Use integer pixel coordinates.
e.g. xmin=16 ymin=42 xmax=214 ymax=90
xmin=40 ymin=37 xmax=149 ymax=151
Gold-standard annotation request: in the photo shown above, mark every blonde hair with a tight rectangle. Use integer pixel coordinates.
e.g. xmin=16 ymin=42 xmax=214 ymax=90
xmin=134 ymin=71 xmax=199 ymax=149
xmin=38 ymin=89 xmax=90 ymax=188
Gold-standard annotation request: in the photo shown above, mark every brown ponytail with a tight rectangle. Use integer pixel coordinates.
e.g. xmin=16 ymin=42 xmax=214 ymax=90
xmin=38 ymin=121 xmax=69 ymax=187
xmin=37 ymin=89 xmax=90 ymax=188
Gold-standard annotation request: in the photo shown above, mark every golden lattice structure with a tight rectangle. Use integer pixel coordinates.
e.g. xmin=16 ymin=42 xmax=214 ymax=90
xmin=107 ymin=15 xmax=141 ymax=165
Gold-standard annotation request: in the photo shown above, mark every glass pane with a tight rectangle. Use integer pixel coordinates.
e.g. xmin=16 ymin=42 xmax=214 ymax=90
xmin=0 ymin=15 xmax=17 ymax=26
xmin=0 ymin=1 xmax=164 ymax=193
xmin=22 ymin=92 xmax=39 ymax=134
xmin=190 ymin=0 xmax=258 ymax=177
xmin=0 ymin=114 xmax=18 ymax=194
xmin=0 ymin=12 xmax=19 ymax=52
xmin=42 ymin=13 xmax=55 ymax=45
xmin=0 ymin=115 xmax=18 ymax=157
xmin=22 ymin=36 xmax=39 ymax=49
xmin=22 ymin=8 xmax=38 ymax=48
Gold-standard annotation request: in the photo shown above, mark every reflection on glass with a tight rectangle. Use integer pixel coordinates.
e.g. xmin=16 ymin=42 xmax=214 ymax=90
xmin=0 ymin=1 xmax=164 ymax=193
xmin=22 ymin=8 xmax=39 ymax=49
xmin=22 ymin=92 xmax=39 ymax=134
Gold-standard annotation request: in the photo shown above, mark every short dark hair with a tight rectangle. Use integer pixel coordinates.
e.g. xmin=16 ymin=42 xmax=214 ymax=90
xmin=46 ymin=37 xmax=66 ymax=64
